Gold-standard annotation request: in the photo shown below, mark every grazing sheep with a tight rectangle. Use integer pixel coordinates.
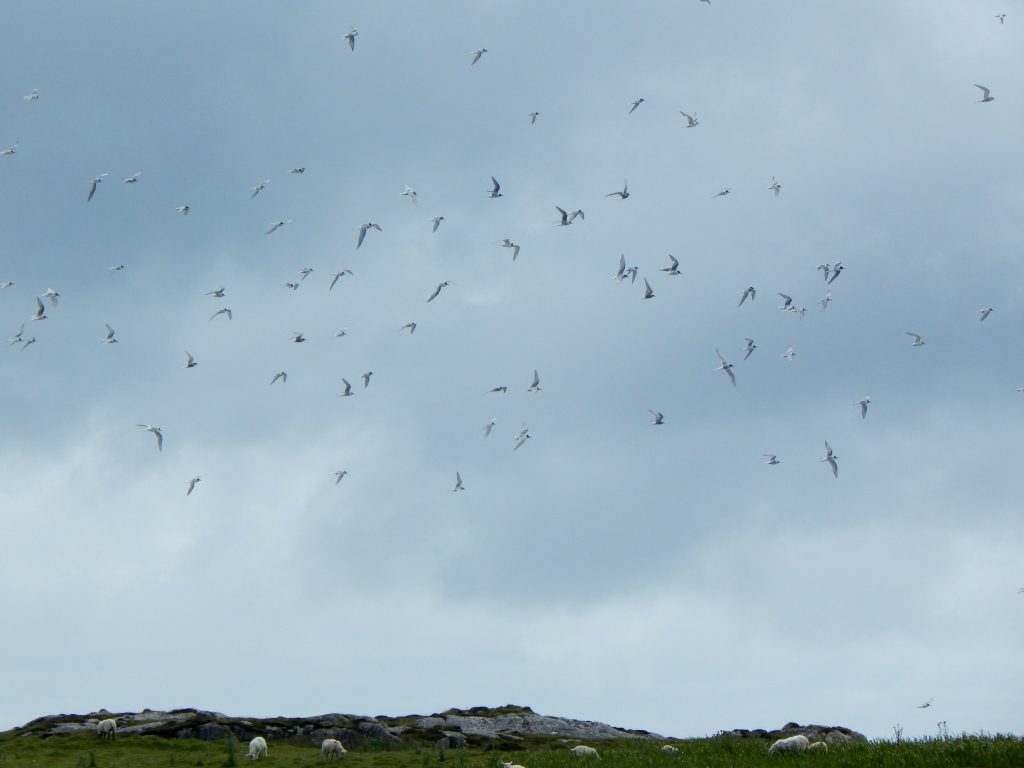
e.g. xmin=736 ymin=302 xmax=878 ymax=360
xmin=247 ymin=736 xmax=268 ymax=760
xmin=500 ymin=762 xmax=526 ymax=768
xmin=96 ymin=718 xmax=118 ymax=740
xmin=808 ymin=741 xmax=829 ymax=752
xmin=768 ymin=735 xmax=809 ymax=754
xmin=322 ymin=738 xmax=347 ymax=760
xmin=571 ymin=746 xmax=600 ymax=758
xmin=660 ymin=745 xmax=679 ymax=754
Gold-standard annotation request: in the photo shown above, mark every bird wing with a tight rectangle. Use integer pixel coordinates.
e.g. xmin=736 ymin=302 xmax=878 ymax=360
xmin=356 ymin=225 xmax=367 ymax=249
xmin=491 ymin=176 xmax=500 ymax=192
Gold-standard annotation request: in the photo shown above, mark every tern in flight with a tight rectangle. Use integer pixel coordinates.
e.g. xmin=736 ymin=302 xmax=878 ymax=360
xmin=527 ymin=369 xmax=541 ymax=392
xmin=184 ymin=351 xmax=197 ymax=369
xmin=715 ymin=348 xmax=737 ymax=387
xmin=210 ymin=308 xmax=232 ymax=321
xmin=329 ymin=270 xmax=353 ymax=290
xmin=452 ymin=472 xmax=465 ymax=492
xmin=975 ymin=84 xmax=994 ymax=102
xmin=356 ymin=222 xmax=382 ymax=248
xmin=270 ymin=372 xmax=287 ymax=385
xmin=339 ymin=378 xmax=354 ymax=396
xmin=738 ymin=286 xmax=756 ymax=306
xmin=555 ymin=206 xmax=583 ymax=225
xmin=362 ymin=371 xmax=373 ymax=388
xmin=334 ymin=470 xmax=348 ymax=484
xmin=680 ymin=111 xmax=699 ymax=128
xmin=470 ymin=48 xmax=488 ymax=65
xmin=713 ymin=188 xmax=731 ymax=198
xmin=266 ymin=220 xmax=292 ymax=235
xmin=344 ymin=27 xmax=358 ymax=51
xmin=528 ymin=112 xmax=539 ymax=124
xmin=290 ymin=167 xmax=305 ymax=174
xmin=86 ymin=174 xmax=108 ymax=201
xmin=777 ymin=293 xmax=793 ymax=310
xmin=906 ymin=332 xmax=925 ymax=347
xmin=769 ymin=177 xmax=781 ymax=196
xmin=399 ymin=322 xmax=417 ymax=334
xmin=917 ymin=699 xmax=934 ymax=709
xmin=649 ymin=410 xmax=664 ymax=425
xmin=283 ymin=282 xmax=299 ymax=291
xmin=488 ymin=176 xmax=502 ymax=198
xmin=497 ymin=239 xmax=521 ymax=260
xmin=629 ymin=98 xmax=645 ymax=114
xmin=856 ymin=397 xmax=871 ymax=419
xmin=818 ymin=291 xmax=832 ymax=311
xmin=250 ymin=179 xmax=269 ymax=198
xmin=642 ymin=278 xmax=655 ymax=299
xmin=489 ymin=386 xmax=507 ymax=393
xmin=291 ymin=332 xmax=305 ymax=343
xmin=782 ymin=346 xmax=796 ymax=361
xmin=298 ymin=267 xmax=313 ymax=281
xmin=427 ymin=281 xmax=450 ymax=302
xmin=402 ymin=184 xmax=418 ymax=204
xmin=186 ymin=476 xmax=202 ymax=496
xmin=743 ymin=338 xmax=757 ymax=360
xmin=822 ymin=440 xmax=838 ymax=478
xmin=612 ymin=255 xmax=627 ymax=283
xmin=7 ymin=325 xmax=24 ymax=345
xmin=32 ymin=297 xmax=46 ymax=321
xmin=207 ymin=287 xmax=226 ymax=298
xmin=41 ymin=288 xmax=60 ymax=307
xmin=24 ymin=89 xmax=38 ymax=102
xmin=101 ymin=324 xmax=118 ymax=344
xmin=828 ymin=262 xmax=844 ymax=284
xmin=605 ymin=180 xmax=629 ymax=199
xmin=121 ymin=170 xmax=142 ymax=184
xmin=1 ymin=142 xmax=19 ymax=156
xmin=978 ymin=307 xmax=994 ymax=322
xmin=431 ymin=216 xmax=445 ymax=232
xmin=483 ymin=419 xmax=496 ymax=437
xmin=764 ymin=454 xmax=780 ymax=465
xmin=138 ymin=424 xmax=164 ymax=452
xmin=176 ymin=205 xmax=190 ymax=216
xmin=661 ymin=254 xmax=680 ymax=275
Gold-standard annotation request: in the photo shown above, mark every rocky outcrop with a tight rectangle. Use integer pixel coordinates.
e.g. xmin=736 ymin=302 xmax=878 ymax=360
xmin=720 ymin=722 xmax=867 ymax=744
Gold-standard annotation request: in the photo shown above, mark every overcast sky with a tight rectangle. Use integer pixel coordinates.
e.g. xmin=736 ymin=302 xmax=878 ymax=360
xmin=1 ymin=0 xmax=1022 ymax=741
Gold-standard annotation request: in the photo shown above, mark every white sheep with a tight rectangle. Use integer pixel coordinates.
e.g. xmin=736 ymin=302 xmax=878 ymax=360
xmin=660 ymin=745 xmax=679 ymax=754
xmin=500 ymin=761 xmax=526 ymax=768
xmin=570 ymin=746 xmax=600 ymax=758
xmin=807 ymin=741 xmax=828 ymax=752
xmin=247 ymin=736 xmax=268 ymax=760
xmin=768 ymin=735 xmax=809 ymax=754
xmin=96 ymin=718 xmax=118 ymax=740
xmin=322 ymin=738 xmax=347 ymax=760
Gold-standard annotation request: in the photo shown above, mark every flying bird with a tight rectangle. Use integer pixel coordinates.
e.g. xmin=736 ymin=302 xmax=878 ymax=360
xmin=356 ymin=222 xmax=382 ymax=248
xmin=996 ymin=14 xmax=1006 ymax=24
xmin=452 ymin=472 xmax=465 ymax=492
xmin=528 ymin=112 xmax=539 ymax=124
xmin=334 ymin=470 xmax=348 ymax=484
xmin=31 ymin=297 xmax=46 ymax=321
xmin=738 ymin=286 xmax=756 ymax=306
xmin=283 ymin=282 xmax=299 ymax=291
xmin=679 ymin=111 xmax=699 ymax=128
xmin=715 ymin=348 xmax=737 ymax=387
xmin=769 ymin=177 xmax=781 ymax=196
xmin=713 ymin=188 xmax=731 ymax=198
xmin=605 ymin=180 xmax=629 ymax=199
xmin=856 ymin=397 xmax=871 ymax=419
xmin=210 ymin=308 xmax=232 ymax=321
xmin=906 ymin=332 xmax=925 ymax=347
xmin=138 ymin=424 xmax=164 ymax=452
xmin=41 ymin=288 xmax=60 ymax=307
xmin=822 ymin=440 xmax=838 ymax=478
xmin=266 ymin=219 xmax=292 ymax=235
xmin=86 ymin=174 xmax=108 ymax=201
xmin=344 ymin=27 xmax=358 ymax=51
xmin=642 ymin=278 xmax=655 ymax=299
xmin=978 ymin=307 xmax=994 ymax=322
xmin=431 ymin=216 xmax=445 ymax=232
xmin=250 ymin=179 xmax=269 ymax=198
xmin=427 ymin=281 xmax=450 ymax=302
xmin=101 ymin=324 xmax=118 ymax=344
xmin=629 ymin=98 xmax=645 ymax=114
xmin=108 ymin=265 xmax=125 ymax=273
xmin=513 ymin=427 xmax=532 ymax=451
xmin=764 ymin=454 xmax=780 ymax=465
xmin=340 ymin=378 xmax=354 ymax=396
xmin=649 ymin=410 xmax=664 ymax=425
xmin=470 ymin=49 xmax=488 ymax=66
xmin=362 ymin=371 xmax=372 ymax=388
xmin=399 ymin=322 xmax=417 ymax=334
xmin=497 ymin=239 xmax=521 ymax=260
xmin=290 ymin=167 xmax=305 ymax=174
xmin=298 ymin=267 xmax=313 ymax=281
xmin=1 ymin=142 xmax=19 ymax=156
xmin=329 ymin=270 xmax=353 ymax=290
xmin=206 ymin=287 xmax=226 ymax=298
xmin=176 ymin=205 xmax=190 ymax=216
xmin=488 ymin=176 xmax=502 ymax=198
xmin=121 ymin=170 xmax=142 ymax=184
xmin=818 ymin=291 xmax=832 ymax=310
xmin=975 ymin=84 xmax=994 ymax=102
xmin=335 ymin=329 xmax=348 ymax=338
xmin=612 ymin=255 xmax=627 ymax=283
xmin=828 ymin=262 xmax=844 ymax=284
xmin=743 ymin=338 xmax=757 ymax=360
xmin=777 ymin=293 xmax=793 ymax=310
xmin=527 ymin=369 xmax=541 ymax=392
xmin=184 ymin=351 xmax=197 ymax=369
xmin=270 ymin=371 xmax=287 ymax=385
xmin=483 ymin=419 xmax=496 ymax=437
xmin=402 ymin=184 xmax=418 ymax=204
xmin=661 ymin=254 xmax=680 ymax=275
xmin=489 ymin=386 xmax=507 ymax=393
xmin=7 ymin=324 xmax=24 ymax=345
xmin=24 ymin=89 xmax=38 ymax=102
xmin=291 ymin=332 xmax=305 ymax=343
xmin=21 ymin=337 xmax=36 ymax=350
xmin=917 ymin=699 xmax=934 ymax=709
xmin=186 ymin=476 xmax=202 ymax=496
xmin=782 ymin=346 xmax=796 ymax=361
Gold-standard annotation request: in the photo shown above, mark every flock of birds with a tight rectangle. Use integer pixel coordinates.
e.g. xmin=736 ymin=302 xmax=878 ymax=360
xmin=0 ymin=8 xmax=1016 ymax=507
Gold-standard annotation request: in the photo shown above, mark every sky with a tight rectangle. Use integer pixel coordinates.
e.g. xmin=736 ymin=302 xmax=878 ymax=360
xmin=1 ymin=0 xmax=1022 ymax=742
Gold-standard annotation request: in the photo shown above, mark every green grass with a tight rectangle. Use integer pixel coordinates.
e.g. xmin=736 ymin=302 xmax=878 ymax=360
xmin=0 ymin=733 xmax=1021 ymax=768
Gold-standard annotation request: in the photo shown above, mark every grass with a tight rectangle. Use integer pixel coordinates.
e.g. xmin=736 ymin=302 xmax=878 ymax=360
xmin=0 ymin=732 xmax=1021 ymax=768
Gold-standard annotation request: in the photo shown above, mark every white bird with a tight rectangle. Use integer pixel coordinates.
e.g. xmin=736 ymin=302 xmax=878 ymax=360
xmin=356 ymin=222 xmax=382 ymax=248
xmin=176 ymin=205 xmax=190 ymax=216
xmin=298 ymin=267 xmax=313 ymax=281
xmin=488 ymin=176 xmax=502 ymax=198
xmin=569 ymin=208 xmax=584 ymax=222
xmin=629 ymin=98 xmax=645 ymax=114
xmin=399 ymin=322 xmax=417 ymax=334
xmin=679 ymin=111 xmax=699 ymax=128
xmin=101 ymin=324 xmax=118 ymax=344
xmin=738 ymin=286 xmax=756 ymax=306
xmin=291 ymin=332 xmax=305 ymax=343
xmin=782 ymin=346 xmax=796 ymax=361
xmin=743 ymin=338 xmax=757 ymax=360
xmin=978 ymin=307 xmax=994 ymax=322
xmin=290 ymin=167 xmax=305 ymax=174
xmin=32 ymin=297 xmax=46 ymax=321
xmin=777 ymin=293 xmax=793 ymax=310
xmin=489 ymin=386 xmax=507 ymax=393
xmin=906 ymin=331 xmax=925 ymax=347
xmin=470 ymin=48 xmax=488 ymax=65
xmin=818 ymin=291 xmax=832 ymax=310
xmin=789 ymin=305 xmax=808 ymax=318
xmin=715 ymin=348 xmax=737 ymax=387
xmin=649 ymin=410 xmax=664 ymax=425
xmin=661 ymin=254 xmax=680 ymax=275
xmin=206 ymin=287 xmax=226 ymax=298
xmin=270 ymin=371 xmax=287 ymax=385
xmin=121 ymin=170 xmax=142 ymax=184
xmin=283 ymin=282 xmax=299 ymax=291
xmin=210 ymin=307 xmax=232 ymax=321
xmin=250 ymin=179 xmax=269 ymax=198
xmin=917 ymin=699 xmax=934 ymax=709
xmin=612 ymin=255 xmax=627 ymax=283
xmin=329 ymin=270 xmax=353 ymax=290
xmin=713 ymin=188 xmax=731 ymax=198
xmin=642 ymin=278 xmax=655 ymax=299
xmin=513 ymin=434 xmax=532 ymax=451
xmin=1 ymin=281 xmax=14 ymax=287
xmin=334 ymin=470 xmax=348 ymax=484
xmin=7 ymin=324 xmax=24 ymax=345
xmin=822 ymin=440 xmax=838 ymax=478
xmin=431 ymin=216 xmax=445 ymax=232
xmin=335 ymin=329 xmax=348 ymax=338
xmin=497 ymin=239 xmax=521 ymax=261
xmin=402 ymin=184 xmax=418 ymax=203
xmin=528 ymin=111 xmax=540 ymax=124
xmin=555 ymin=206 xmax=572 ymax=226
xmin=769 ymin=177 xmax=781 ymax=196
xmin=138 ymin=424 xmax=164 ymax=452
xmin=86 ymin=174 xmax=108 ymax=201
xmin=856 ymin=397 xmax=871 ymax=419
xmin=362 ymin=371 xmax=372 ymax=388
xmin=184 ymin=351 xmax=197 ymax=368
xmin=975 ymin=84 xmax=994 ymax=102
xmin=605 ymin=180 xmax=629 ymax=199
xmin=764 ymin=454 xmax=780 ymax=465
xmin=427 ymin=281 xmax=450 ymax=302
xmin=108 ymin=265 xmax=125 ymax=273
xmin=527 ymin=369 xmax=541 ymax=392
xmin=996 ymin=14 xmax=1006 ymax=24
xmin=452 ymin=472 xmax=465 ymax=492
xmin=21 ymin=337 xmax=36 ymax=350
xmin=24 ymin=89 xmax=38 ymax=102
xmin=1 ymin=142 xmax=19 ymax=156
xmin=266 ymin=219 xmax=292 ymax=235
xmin=513 ymin=426 xmax=531 ymax=451
xmin=344 ymin=27 xmax=358 ymax=51
xmin=483 ymin=419 xmax=496 ymax=437
xmin=828 ymin=262 xmax=844 ymax=284
xmin=340 ymin=378 xmax=354 ymax=396
xmin=186 ymin=476 xmax=202 ymax=496
xmin=41 ymin=288 xmax=60 ymax=307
